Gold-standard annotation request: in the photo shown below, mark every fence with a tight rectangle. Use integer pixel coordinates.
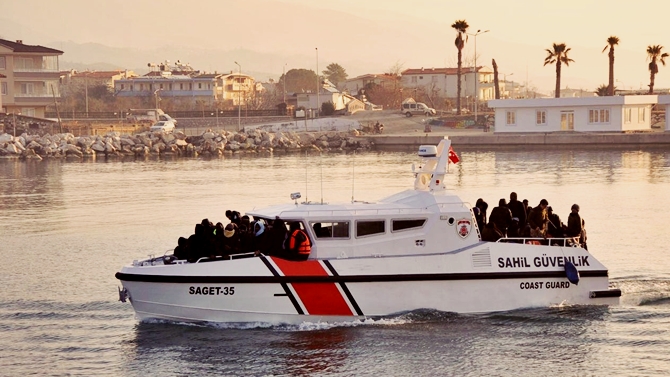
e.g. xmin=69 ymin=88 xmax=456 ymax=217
xmin=45 ymin=108 xmax=282 ymax=120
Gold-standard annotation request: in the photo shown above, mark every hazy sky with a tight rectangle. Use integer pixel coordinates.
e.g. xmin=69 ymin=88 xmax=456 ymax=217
xmin=2 ymin=0 xmax=670 ymax=93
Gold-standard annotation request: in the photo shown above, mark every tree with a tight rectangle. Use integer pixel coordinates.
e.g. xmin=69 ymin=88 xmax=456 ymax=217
xmin=646 ymin=44 xmax=668 ymax=94
xmin=277 ymin=69 xmax=318 ymax=94
xmin=544 ymin=43 xmax=574 ymax=98
xmin=322 ymin=63 xmax=348 ymax=86
xmin=602 ymin=36 xmax=619 ymax=96
xmin=451 ymin=19 xmax=469 ymax=115
xmin=595 ymin=84 xmax=610 ymax=96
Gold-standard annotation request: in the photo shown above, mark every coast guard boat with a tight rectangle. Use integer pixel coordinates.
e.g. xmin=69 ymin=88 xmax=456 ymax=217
xmin=116 ymin=137 xmax=621 ymax=324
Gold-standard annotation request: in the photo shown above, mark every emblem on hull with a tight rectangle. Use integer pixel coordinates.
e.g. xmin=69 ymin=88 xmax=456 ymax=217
xmin=456 ymin=219 xmax=472 ymax=238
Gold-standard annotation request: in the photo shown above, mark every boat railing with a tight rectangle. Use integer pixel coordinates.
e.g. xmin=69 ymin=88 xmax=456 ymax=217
xmin=497 ymin=237 xmax=581 ymax=247
xmin=194 ymin=252 xmax=257 ymax=263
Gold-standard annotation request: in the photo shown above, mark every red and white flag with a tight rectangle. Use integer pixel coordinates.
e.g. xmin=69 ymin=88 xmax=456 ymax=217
xmin=448 ymin=145 xmax=460 ymax=164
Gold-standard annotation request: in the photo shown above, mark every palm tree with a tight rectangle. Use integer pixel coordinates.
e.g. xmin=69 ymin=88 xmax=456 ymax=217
xmin=451 ymin=19 xmax=469 ymax=115
xmin=646 ymin=45 xmax=669 ymax=94
xmin=595 ymin=84 xmax=609 ymax=96
xmin=544 ymin=43 xmax=574 ymax=98
xmin=602 ymin=36 xmax=619 ymax=96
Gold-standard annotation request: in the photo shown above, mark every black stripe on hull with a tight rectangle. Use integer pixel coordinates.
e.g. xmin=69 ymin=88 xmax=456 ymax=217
xmin=323 ymin=260 xmax=364 ymax=316
xmin=115 ymin=269 xmax=609 ymax=284
xmin=259 ymin=256 xmax=304 ymax=315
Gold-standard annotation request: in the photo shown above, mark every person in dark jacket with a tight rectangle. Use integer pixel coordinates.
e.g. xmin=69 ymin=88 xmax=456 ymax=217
xmin=528 ymin=199 xmax=549 ymax=237
xmin=508 ymin=192 xmax=527 ymax=227
xmin=474 ymin=198 xmax=488 ymax=231
xmin=251 ymin=221 xmax=272 ymax=256
xmin=546 ymin=206 xmax=564 ymax=238
xmin=225 ymin=210 xmax=241 ymax=226
xmin=221 ymin=223 xmax=241 ymax=256
xmin=566 ymin=204 xmax=587 ymax=249
xmin=480 ymin=222 xmax=503 ymax=242
xmin=489 ymin=198 xmax=513 ymax=236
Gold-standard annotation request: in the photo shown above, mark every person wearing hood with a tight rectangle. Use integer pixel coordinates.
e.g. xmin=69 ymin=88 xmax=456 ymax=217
xmin=528 ymin=199 xmax=549 ymax=238
xmin=489 ymin=198 xmax=513 ymax=236
xmin=225 ymin=210 xmax=241 ymax=226
xmin=474 ymin=198 xmax=488 ymax=231
xmin=221 ymin=223 xmax=241 ymax=256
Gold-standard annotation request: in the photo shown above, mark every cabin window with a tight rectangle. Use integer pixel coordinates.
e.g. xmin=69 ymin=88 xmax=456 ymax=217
xmin=536 ymin=110 xmax=546 ymax=125
xmin=624 ymin=108 xmax=632 ymax=124
xmin=638 ymin=107 xmax=646 ymax=122
xmin=392 ymin=219 xmax=426 ymax=232
xmin=356 ymin=220 xmax=385 ymax=237
xmin=506 ymin=111 xmax=516 ymax=125
xmin=588 ymin=109 xmax=610 ymax=124
xmin=311 ymin=221 xmax=349 ymax=239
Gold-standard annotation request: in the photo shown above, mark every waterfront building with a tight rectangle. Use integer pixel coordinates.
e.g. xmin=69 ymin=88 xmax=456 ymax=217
xmin=659 ymin=95 xmax=670 ymax=131
xmin=61 ymin=70 xmax=137 ymax=89
xmin=114 ymin=61 xmax=258 ymax=107
xmin=488 ymin=96 xmax=658 ymax=133
xmin=340 ymin=73 xmax=399 ymax=95
xmin=400 ymin=67 xmax=496 ymax=101
xmin=0 ymin=38 xmax=63 ymax=118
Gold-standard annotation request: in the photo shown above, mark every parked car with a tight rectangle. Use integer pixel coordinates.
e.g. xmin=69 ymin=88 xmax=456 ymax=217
xmin=401 ymin=101 xmax=437 ymax=117
xmin=150 ymin=120 xmax=176 ymax=133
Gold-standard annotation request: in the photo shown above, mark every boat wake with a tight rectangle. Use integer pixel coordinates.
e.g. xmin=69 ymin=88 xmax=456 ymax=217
xmin=610 ymin=278 xmax=670 ymax=307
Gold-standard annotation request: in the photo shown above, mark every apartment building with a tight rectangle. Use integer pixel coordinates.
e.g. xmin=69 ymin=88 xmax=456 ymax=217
xmin=0 ymin=38 xmax=63 ymax=118
xmin=114 ymin=63 xmax=258 ymax=106
xmin=400 ymin=67 xmax=495 ymax=101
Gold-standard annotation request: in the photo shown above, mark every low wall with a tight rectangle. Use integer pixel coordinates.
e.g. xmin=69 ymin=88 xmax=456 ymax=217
xmin=366 ymin=132 xmax=670 ymax=151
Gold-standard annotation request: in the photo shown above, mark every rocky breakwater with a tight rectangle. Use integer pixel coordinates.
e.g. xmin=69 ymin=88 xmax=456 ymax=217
xmin=0 ymin=129 xmax=370 ymax=160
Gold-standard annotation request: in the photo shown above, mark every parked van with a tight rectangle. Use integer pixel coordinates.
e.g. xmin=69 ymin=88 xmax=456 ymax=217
xmin=401 ymin=99 xmax=437 ymax=117
xmin=127 ymin=109 xmax=176 ymax=124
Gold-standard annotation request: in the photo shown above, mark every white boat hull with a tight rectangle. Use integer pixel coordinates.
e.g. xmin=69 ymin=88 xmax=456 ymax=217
xmin=117 ymin=243 xmax=620 ymax=325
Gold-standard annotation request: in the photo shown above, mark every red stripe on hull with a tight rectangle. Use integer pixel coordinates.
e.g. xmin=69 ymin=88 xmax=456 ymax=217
xmin=272 ymin=258 xmax=354 ymax=316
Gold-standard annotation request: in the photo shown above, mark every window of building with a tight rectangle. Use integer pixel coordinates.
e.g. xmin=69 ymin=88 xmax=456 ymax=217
xmin=20 ymin=83 xmax=34 ymax=94
xmin=0 ymin=56 xmax=5 ymax=69
xmin=536 ymin=110 xmax=547 ymax=125
xmin=140 ymin=84 xmax=144 ymax=91
xmin=638 ymin=107 xmax=646 ymax=122
xmin=1 ymin=82 xmax=7 ymax=95
xmin=356 ymin=220 xmax=385 ymax=237
xmin=419 ymin=76 xmax=423 ymax=80
xmin=198 ymin=83 xmax=202 ymax=89
xmin=624 ymin=108 xmax=632 ymax=123
xmin=180 ymin=83 xmax=183 ymax=90
xmin=149 ymin=84 xmax=153 ymax=91
xmin=506 ymin=111 xmax=516 ymax=125
xmin=311 ymin=221 xmax=350 ymax=239
xmin=21 ymin=108 xmax=35 ymax=117
xmin=189 ymin=83 xmax=192 ymax=90
xmin=16 ymin=57 xmax=34 ymax=69
xmin=392 ymin=219 xmax=426 ymax=232
xmin=411 ymin=76 xmax=417 ymax=83
xmin=120 ymin=84 xmax=124 ymax=90
xmin=169 ymin=83 xmax=172 ymax=90
xmin=130 ymin=85 xmax=134 ymax=91
xmin=159 ymin=84 xmax=164 ymax=89
xmin=588 ymin=109 xmax=610 ymax=124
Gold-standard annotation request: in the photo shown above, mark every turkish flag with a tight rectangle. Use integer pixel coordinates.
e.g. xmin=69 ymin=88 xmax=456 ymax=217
xmin=448 ymin=145 xmax=460 ymax=164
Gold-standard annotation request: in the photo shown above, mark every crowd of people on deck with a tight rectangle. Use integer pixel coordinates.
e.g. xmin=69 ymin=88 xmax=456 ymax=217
xmin=473 ymin=192 xmax=587 ymax=249
xmin=172 ymin=210 xmax=311 ymax=263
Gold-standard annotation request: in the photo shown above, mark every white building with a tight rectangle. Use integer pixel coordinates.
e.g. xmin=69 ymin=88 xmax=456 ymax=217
xmin=400 ymin=67 xmax=495 ymax=101
xmin=488 ymin=96 xmax=658 ymax=133
xmin=659 ymin=95 xmax=670 ymax=131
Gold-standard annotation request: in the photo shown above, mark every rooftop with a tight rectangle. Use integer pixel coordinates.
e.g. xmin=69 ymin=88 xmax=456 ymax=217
xmin=0 ymin=38 xmax=63 ymax=54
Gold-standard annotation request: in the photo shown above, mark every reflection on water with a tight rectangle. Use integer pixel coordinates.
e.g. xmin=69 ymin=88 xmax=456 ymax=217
xmin=1 ymin=147 xmax=670 ymax=376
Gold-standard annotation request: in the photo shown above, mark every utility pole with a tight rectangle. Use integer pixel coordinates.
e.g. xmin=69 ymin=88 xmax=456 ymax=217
xmin=315 ymin=48 xmax=319 ymax=119
xmin=235 ymin=61 xmax=241 ymax=131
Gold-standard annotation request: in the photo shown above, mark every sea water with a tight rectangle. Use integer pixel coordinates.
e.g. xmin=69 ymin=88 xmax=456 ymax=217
xmin=1 ymin=147 xmax=669 ymax=376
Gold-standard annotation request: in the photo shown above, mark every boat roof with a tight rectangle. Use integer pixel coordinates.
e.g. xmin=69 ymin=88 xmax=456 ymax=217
xmin=247 ymin=189 xmax=468 ymax=220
